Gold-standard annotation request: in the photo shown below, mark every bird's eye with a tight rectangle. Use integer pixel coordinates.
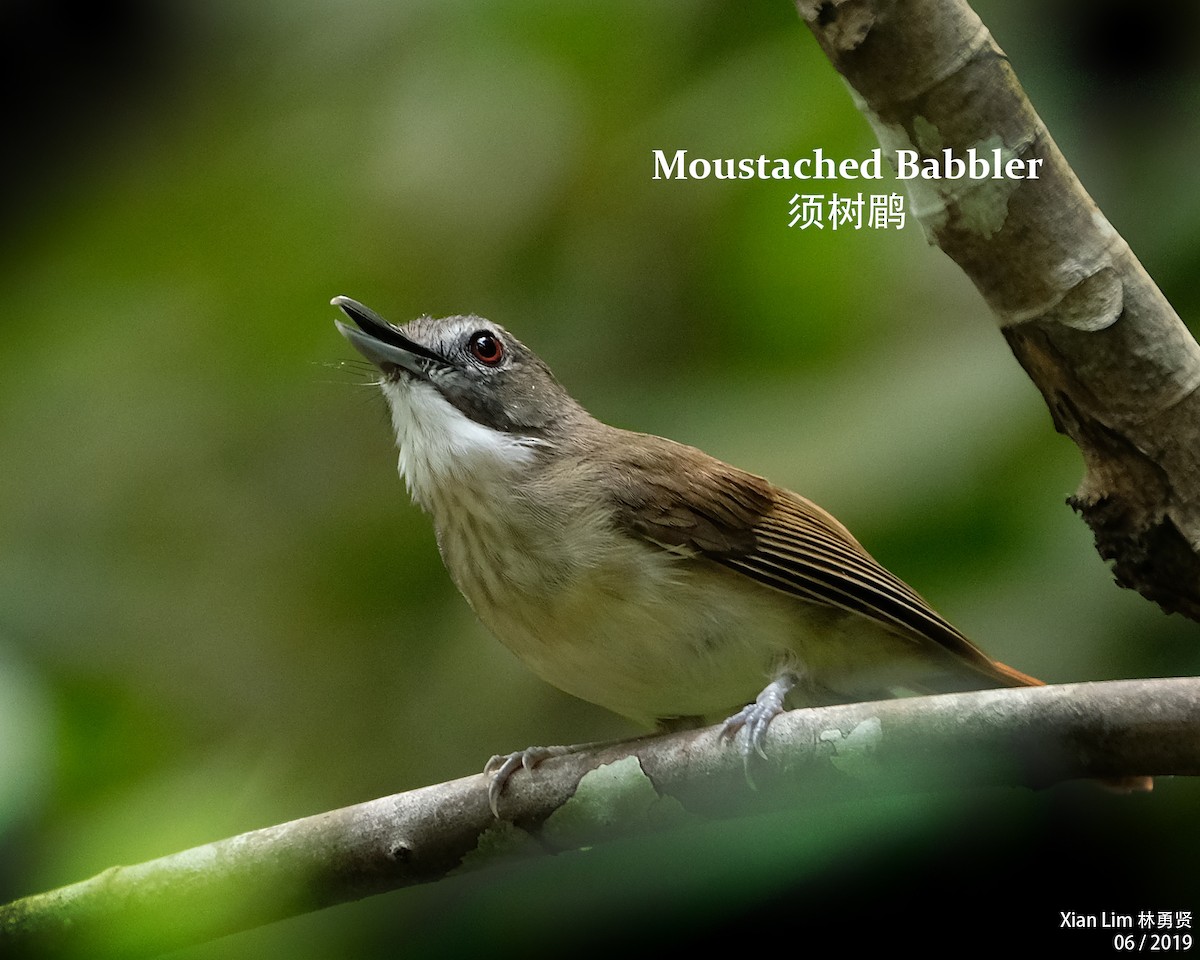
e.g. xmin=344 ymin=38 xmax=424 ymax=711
xmin=468 ymin=331 xmax=504 ymax=366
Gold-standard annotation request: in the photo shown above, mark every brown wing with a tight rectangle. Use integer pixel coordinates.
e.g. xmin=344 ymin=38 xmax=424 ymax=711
xmin=605 ymin=430 xmax=1036 ymax=687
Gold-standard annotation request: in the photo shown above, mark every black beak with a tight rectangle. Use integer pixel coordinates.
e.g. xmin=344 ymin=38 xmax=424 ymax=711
xmin=331 ymin=296 xmax=446 ymax=372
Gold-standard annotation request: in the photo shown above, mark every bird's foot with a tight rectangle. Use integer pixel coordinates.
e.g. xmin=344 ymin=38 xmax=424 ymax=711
xmin=719 ymin=672 xmax=799 ymax=760
xmin=484 ymin=745 xmax=567 ymax=817
xmin=485 ymin=740 xmax=641 ymax=817
xmin=484 ymin=731 xmax=665 ymax=817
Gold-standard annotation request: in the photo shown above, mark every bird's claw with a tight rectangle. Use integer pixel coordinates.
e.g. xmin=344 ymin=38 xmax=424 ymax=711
xmin=719 ymin=702 xmax=778 ymax=760
xmin=484 ymin=745 xmax=560 ymax=817
xmin=719 ymin=673 xmax=797 ymax=761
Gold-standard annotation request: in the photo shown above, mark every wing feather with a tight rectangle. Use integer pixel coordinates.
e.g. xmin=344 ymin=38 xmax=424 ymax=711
xmin=604 ymin=430 xmax=1004 ymax=676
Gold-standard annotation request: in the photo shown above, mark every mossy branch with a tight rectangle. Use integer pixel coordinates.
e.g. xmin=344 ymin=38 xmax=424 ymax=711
xmin=2 ymin=678 xmax=1196 ymax=958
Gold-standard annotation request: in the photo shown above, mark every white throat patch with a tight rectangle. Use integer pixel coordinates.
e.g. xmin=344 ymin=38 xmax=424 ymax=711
xmin=381 ymin=377 xmax=538 ymax=509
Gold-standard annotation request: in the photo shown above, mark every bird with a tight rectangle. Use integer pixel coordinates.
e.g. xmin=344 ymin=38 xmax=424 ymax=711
xmin=331 ymin=295 xmax=1147 ymax=809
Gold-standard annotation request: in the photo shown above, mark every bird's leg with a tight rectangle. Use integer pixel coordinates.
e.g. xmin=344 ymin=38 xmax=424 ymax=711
xmin=489 ymin=678 xmax=808 ymax=814
xmin=719 ymin=670 xmax=801 ymax=759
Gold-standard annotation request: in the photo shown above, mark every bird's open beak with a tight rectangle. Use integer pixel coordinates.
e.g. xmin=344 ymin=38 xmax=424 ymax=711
xmin=332 ymin=296 xmax=445 ymax=376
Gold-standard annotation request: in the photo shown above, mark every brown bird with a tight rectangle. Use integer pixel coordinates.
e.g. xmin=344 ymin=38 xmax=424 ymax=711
xmin=332 ymin=296 xmax=1147 ymax=808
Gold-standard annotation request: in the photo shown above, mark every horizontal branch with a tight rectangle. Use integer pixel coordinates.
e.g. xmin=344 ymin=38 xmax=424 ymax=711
xmin=795 ymin=0 xmax=1200 ymax=617
xmin=2 ymin=678 xmax=1196 ymax=957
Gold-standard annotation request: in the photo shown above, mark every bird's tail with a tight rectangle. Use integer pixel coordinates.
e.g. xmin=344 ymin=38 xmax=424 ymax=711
xmin=987 ymin=659 xmax=1045 ymax=688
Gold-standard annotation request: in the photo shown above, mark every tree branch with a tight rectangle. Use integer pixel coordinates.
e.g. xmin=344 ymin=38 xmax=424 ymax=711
xmin=2 ymin=679 xmax=1196 ymax=958
xmin=796 ymin=0 xmax=1200 ymax=618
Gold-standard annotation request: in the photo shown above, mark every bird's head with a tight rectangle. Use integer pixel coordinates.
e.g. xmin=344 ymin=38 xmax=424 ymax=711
xmin=333 ymin=296 xmax=585 ymax=505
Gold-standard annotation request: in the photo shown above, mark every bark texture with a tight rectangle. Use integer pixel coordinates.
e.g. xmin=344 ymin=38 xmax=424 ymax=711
xmin=797 ymin=0 xmax=1200 ymax=618
xmin=2 ymin=678 xmax=1195 ymax=958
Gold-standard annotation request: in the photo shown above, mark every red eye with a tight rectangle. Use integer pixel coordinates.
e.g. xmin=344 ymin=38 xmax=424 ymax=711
xmin=468 ymin=331 xmax=504 ymax=366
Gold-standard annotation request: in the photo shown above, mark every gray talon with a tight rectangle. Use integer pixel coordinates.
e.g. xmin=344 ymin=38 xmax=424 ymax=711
xmin=484 ymin=746 xmax=558 ymax=817
xmin=720 ymin=672 xmax=799 ymax=761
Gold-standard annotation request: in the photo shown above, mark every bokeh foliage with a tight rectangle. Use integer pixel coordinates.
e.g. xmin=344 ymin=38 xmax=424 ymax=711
xmin=2 ymin=0 xmax=1198 ymax=955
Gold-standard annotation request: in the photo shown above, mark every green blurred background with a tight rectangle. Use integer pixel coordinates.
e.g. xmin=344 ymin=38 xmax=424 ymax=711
xmin=2 ymin=0 xmax=1198 ymax=954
